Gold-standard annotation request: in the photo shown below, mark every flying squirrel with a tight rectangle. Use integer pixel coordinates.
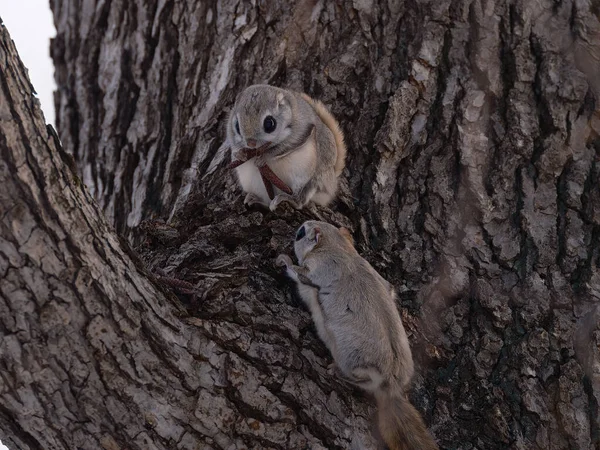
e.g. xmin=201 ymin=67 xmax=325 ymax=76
xmin=276 ymin=221 xmax=439 ymax=450
xmin=224 ymin=85 xmax=346 ymax=211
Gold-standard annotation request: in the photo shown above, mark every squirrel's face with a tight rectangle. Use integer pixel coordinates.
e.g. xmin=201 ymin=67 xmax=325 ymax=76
xmin=294 ymin=221 xmax=357 ymax=263
xmin=230 ymin=85 xmax=294 ymax=149
xmin=293 ymin=221 xmax=321 ymax=264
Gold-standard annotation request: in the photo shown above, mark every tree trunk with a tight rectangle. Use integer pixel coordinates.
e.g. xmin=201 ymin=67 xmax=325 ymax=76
xmin=0 ymin=18 xmax=376 ymax=450
xmin=1 ymin=0 xmax=599 ymax=448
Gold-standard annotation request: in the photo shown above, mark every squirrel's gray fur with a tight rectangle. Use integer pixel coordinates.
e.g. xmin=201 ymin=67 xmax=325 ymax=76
xmin=224 ymin=85 xmax=346 ymax=210
xmin=276 ymin=221 xmax=439 ymax=450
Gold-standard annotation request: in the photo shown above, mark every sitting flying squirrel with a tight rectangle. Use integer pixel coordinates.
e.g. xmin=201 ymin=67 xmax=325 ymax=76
xmin=223 ymin=85 xmax=346 ymax=211
xmin=276 ymin=221 xmax=439 ymax=450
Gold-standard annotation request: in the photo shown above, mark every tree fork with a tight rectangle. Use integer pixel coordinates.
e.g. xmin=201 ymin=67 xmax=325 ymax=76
xmin=0 ymin=19 xmax=376 ymax=450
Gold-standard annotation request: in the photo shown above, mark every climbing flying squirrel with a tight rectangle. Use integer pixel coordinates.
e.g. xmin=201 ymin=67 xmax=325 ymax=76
xmin=276 ymin=221 xmax=439 ymax=450
xmin=223 ymin=85 xmax=346 ymax=211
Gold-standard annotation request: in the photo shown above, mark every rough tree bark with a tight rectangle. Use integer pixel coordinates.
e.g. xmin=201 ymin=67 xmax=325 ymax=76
xmin=0 ymin=18 xmax=378 ymax=450
xmin=0 ymin=0 xmax=598 ymax=448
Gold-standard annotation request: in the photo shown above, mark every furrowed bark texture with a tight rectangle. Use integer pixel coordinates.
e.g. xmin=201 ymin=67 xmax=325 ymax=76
xmin=0 ymin=20 xmax=377 ymax=450
xmin=4 ymin=0 xmax=600 ymax=449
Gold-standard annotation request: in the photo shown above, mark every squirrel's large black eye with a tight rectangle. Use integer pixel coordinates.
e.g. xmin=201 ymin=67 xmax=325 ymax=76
xmin=295 ymin=226 xmax=306 ymax=241
xmin=263 ymin=116 xmax=277 ymax=133
xmin=235 ymin=120 xmax=241 ymax=135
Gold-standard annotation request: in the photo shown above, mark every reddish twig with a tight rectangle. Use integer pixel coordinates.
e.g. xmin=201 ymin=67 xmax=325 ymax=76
xmin=260 ymin=168 xmax=275 ymax=199
xmin=228 ymin=143 xmax=270 ymax=169
xmin=228 ymin=142 xmax=293 ymax=198
xmin=228 ymin=159 xmax=245 ymax=169
xmin=259 ymin=164 xmax=293 ymax=194
xmin=155 ymin=274 xmax=196 ymax=295
xmin=153 ymin=269 xmax=201 ymax=306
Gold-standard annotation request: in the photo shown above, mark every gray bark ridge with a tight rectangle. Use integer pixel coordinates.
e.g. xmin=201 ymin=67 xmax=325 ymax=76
xmin=0 ymin=21 xmax=377 ymax=450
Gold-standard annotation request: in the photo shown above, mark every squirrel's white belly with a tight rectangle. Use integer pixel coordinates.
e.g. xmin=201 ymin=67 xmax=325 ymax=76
xmin=270 ymin=139 xmax=317 ymax=191
xmin=235 ymin=139 xmax=317 ymax=204
xmin=235 ymin=162 xmax=270 ymax=203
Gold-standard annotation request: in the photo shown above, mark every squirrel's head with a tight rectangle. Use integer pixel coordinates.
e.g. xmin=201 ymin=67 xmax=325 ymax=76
xmin=293 ymin=221 xmax=355 ymax=264
xmin=229 ymin=85 xmax=294 ymax=150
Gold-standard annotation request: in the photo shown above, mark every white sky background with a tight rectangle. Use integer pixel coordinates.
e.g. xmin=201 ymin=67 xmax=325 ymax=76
xmin=0 ymin=5 xmax=57 ymax=449
xmin=1 ymin=0 xmax=57 ymax=126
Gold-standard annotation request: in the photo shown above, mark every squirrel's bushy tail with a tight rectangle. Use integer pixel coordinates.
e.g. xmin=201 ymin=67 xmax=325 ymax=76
xmin=300 ymin=93 xmax=347 ymax=176
xmin=375 ymin=386 xmax=439 ymax=450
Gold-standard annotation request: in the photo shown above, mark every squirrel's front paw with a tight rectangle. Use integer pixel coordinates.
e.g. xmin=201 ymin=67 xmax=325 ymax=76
xmin=243 ymin=193 xmax=265 ymax=207
xmin=275 ymin=254 xmax=292 ymax=268
xmin=233 ymin=148 xmax=251 ymax=162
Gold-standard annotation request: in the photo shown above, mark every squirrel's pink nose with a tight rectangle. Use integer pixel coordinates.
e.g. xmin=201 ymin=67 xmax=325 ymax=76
xmin=246 ymin=139 xmax=257 ymax=148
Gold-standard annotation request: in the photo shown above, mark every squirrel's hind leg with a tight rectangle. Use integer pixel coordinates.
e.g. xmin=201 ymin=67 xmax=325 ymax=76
xmin=269 ymin=193 xmax=301 ymax=211
xmin=337 ymin=367 xmax=384 ymax=393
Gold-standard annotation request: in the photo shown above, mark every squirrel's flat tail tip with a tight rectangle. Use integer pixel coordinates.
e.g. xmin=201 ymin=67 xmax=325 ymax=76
xmin=376 ymin=389 xmax=439 ymax=450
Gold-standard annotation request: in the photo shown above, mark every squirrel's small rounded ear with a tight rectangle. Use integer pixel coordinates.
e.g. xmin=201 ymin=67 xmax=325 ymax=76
xmin=314 ymin=227 xmax=321 ymax=243
xmin=339 ymin=227 xmax=354 ymax=245
xmin=276 ymin=92 xmax=286 ymax=106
